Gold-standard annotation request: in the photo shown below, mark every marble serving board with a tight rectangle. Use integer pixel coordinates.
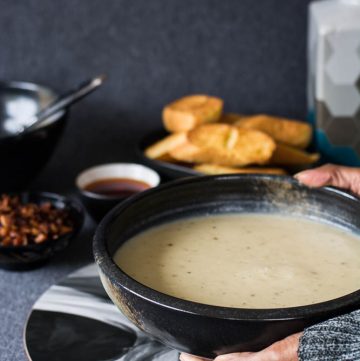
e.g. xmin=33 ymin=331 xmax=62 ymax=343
xmin=24 ymin=263 xmax=180 ymax=361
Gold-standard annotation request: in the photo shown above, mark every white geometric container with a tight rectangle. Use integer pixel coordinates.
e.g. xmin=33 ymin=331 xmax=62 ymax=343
xmin=308 ymin=0 xmax=360 ymax=165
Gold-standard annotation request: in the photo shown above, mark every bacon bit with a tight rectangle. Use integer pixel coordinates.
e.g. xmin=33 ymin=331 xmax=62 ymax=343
xmin=0 ymin=194 xmax=74 ymax=247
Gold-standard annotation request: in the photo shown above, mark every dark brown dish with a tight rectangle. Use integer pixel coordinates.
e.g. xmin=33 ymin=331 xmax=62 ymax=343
xmin=94 ymin=175 xmax=360 ymax=358
xmin=0 ymin=192 xmax=84 ymax=270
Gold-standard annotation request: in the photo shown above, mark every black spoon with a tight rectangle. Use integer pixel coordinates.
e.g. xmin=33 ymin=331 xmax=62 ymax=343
xmin=20 ymin=74 xmax=106 ymax=134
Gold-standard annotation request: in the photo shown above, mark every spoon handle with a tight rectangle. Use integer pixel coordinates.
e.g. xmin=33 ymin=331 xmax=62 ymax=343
xmin=25 ymin=74 xmax=106 ymax=132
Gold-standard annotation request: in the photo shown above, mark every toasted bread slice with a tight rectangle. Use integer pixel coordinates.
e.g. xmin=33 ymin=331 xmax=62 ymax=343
xmin=188 ymin=124 xmax=276 ymax=166
xmin=270 ymin=143 xmax=320 ymax=165
xmin=220 ymin=113 xmax=245 ymax=124
xmin=235 ymin=115 xmax=312 ymax=149
xmin=144 ymin=132 xmax=187 ymax=159
xmin=154 ymin=153 xmax=178 ymax=163
xmin=194 ymin=164 xmax=287 ymax=175
xmin=163 ymin=95 xmax=223 ymax=133
xmin=169 ymin=141 xmax=212 ymax=164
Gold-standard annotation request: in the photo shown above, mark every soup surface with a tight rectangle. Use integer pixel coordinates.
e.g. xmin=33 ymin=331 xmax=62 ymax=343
xmin=114 ymin=214 xmax=360 ymax=308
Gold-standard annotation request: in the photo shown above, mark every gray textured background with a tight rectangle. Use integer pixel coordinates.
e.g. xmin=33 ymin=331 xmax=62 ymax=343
xmin=0 ymin=1 xmax=311 ymax=360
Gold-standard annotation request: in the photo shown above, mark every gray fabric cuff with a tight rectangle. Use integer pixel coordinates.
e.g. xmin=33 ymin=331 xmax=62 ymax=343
xmin=298 ymin=310 xmax=360 ymax=361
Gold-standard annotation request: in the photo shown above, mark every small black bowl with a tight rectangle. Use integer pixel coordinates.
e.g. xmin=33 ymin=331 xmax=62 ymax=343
xmin=0 ymin=81 xmax=68 ymax=191
xmin=0 ymin=192 xmax=84 ymax=270
xmin=94 ymin=174 xmax=360 ymax=358
xmin=76 ymin=163 xmax=160 ymax=222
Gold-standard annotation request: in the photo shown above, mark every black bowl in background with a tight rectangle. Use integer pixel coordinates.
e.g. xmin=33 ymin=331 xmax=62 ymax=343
xmin=0 ymin=81 xmax=68 ymax=191
xmin=94 ymin=175 xmax=360 ymax=358
xmin=0 ymin=192 xmax=84 ymax=270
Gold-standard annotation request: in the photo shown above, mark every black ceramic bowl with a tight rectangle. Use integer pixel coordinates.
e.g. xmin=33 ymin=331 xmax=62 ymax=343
xmin=94 ymin=175 xmax=360 ymax=358
xmin=0 ymin=81 xmax=67 ymax=191
xmin=76 ymin=163 xmax=160 ymax=222
xmin=0 ymin=192 xmax=84 ymax=270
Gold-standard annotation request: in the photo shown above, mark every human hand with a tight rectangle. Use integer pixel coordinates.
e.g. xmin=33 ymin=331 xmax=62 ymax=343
xmin=295 ymin=163 xmax=360 ymax=197
xmin=179 ymin=332 xmax=301 ymax=361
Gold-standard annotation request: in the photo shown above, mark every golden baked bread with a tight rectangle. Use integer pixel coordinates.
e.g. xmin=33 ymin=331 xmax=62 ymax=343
xmin=144 ymin=132 xmax=187 ymax=159
xmin=154 ymin=153 xmax=178 ymax=162
xmin=270 ymin=143 xmax=320 ymax=165
xmin=194 ymin=164 xmax=287 ymax=175
xmin=219 ymin=113 xmax=244 ymax=124
xmin=145 ymin=93 xmax=318 ymax=174
xmin=235 ymin=115 xmax=312 ymax=149
xmin=162 ymin=95 xmax=223 ymax=133
xmin=188 ymin=124 xmax=276 ymax=166
xmin=169 ymin=141 xmax=212 ymax=164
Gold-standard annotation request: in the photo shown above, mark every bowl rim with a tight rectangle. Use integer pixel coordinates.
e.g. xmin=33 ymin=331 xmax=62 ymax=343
xmin=94 ymin=174 xmax=360 ymax=321
xmin=0 ymin=80 xmax=67 ymax=141
xmin=0 ymin=191 xmax=84 ymax=251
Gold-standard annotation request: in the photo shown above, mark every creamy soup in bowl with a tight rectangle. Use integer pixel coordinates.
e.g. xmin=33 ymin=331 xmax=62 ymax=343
xmin=114 ymin=213 xmax=360 ymax=309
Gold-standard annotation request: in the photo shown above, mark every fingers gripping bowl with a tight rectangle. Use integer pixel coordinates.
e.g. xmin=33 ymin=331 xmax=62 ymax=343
xmin=93 ymin=175 xmax=360 ymax=358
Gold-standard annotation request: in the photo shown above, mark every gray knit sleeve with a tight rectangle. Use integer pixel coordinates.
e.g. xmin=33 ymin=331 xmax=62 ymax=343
xmin=298 ymin=310 xmax=360 ymax=361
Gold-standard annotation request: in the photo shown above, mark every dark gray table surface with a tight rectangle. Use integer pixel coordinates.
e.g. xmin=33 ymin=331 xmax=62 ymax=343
xmin=0 ymin=0 xmax=312 ymax=359
xmin=0 ymin=211 xmax=96 ymax=361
